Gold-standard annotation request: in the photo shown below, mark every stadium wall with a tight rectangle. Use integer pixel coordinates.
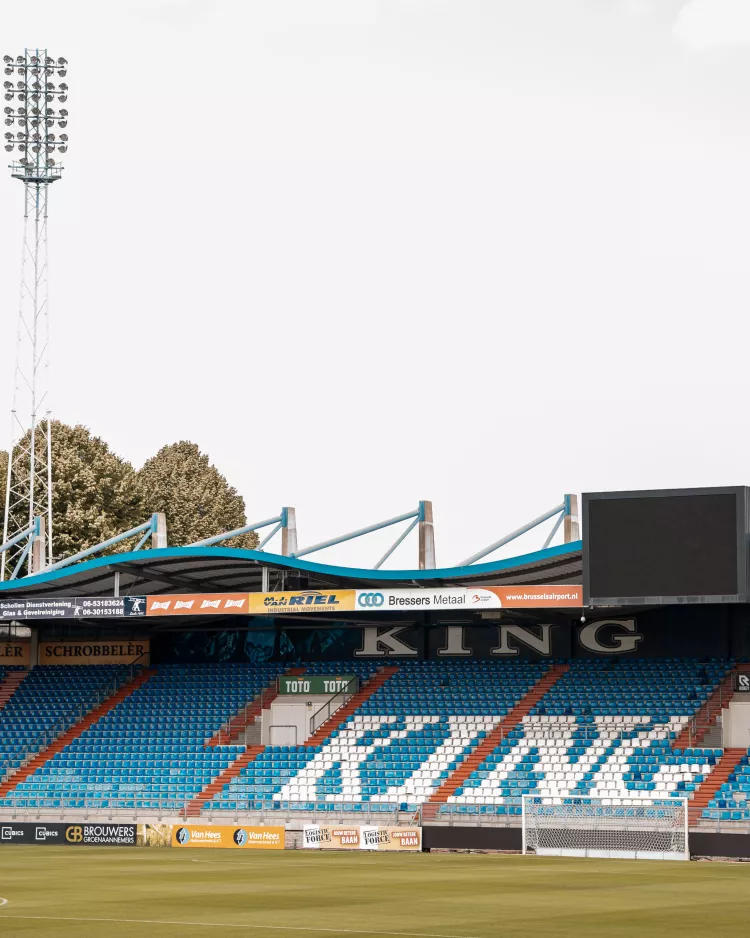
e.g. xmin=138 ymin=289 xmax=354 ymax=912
xmin=144 ymin=605 xmax=750 ymax=664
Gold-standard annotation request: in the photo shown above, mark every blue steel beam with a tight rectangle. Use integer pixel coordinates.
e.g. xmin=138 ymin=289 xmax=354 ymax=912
xmin=258 ymin=522 xmax=283 ymax=550
xmin=0 ymin=520 xmax=37 ymax=557
xmin=293 ymin=509 xmax=419 ymax=559
xmin=542 ymin=510 xmax=565 ymax=549
xmin=374 ymin=516 xmax=419 ymax=570
xmin=460 ymin=502 xmax=566 ymax=566
xmin=190 ymin=515 xmax=283 ymax=548
xmin=44 ymin=517 xmax=155 ymax=573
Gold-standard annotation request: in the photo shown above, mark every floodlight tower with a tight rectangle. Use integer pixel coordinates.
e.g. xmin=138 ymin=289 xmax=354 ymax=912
xmin=1 ymin=49 xmax=68 ymax=579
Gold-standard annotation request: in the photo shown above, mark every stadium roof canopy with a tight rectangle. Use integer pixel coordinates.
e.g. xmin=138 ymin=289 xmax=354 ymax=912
xmin=0 ymin=541 xmax=582 ymax=599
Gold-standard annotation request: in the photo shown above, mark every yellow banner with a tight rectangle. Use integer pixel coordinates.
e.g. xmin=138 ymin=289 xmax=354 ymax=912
xmin=171 ymin=825 xmax=284 ymax=849
xmin=0 ymin=642 xmax=30 ymax=667
xmin=39 ymin=640 xmax=150 ymax=665
xmin=247 ymin=590 xmax=355 ymax=615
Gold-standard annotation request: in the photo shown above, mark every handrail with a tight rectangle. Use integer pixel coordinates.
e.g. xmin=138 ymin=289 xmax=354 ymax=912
xmin=0 ymin=665 xmax=139 ymax=785
xmin=309 ymin=677 xmax=358 ymax=735
xmin=211 ymin=686 xmax=271 ymax=746
xmin=268 ymin=724 xmax=298 ymax=746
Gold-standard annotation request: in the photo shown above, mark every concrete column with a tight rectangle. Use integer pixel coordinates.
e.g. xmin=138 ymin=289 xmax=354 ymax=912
xmin=564 ymin=494 xmax=580 ymax=543
xmin=281 ymin=507 xmax=297 ymax=556
xmin=30 ymin=516 xmax=46 ymax=575
xmin=419 ymin=500 xmax=436 ymax=569
xmin=151 ymin=512 xmax=168 ymax=550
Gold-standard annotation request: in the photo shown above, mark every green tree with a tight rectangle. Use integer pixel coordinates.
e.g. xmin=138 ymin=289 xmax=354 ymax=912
xmin=0 ymin=421 xmax=144 ymax=560
xmin=135 ymin=441 xmax=259 ymax=549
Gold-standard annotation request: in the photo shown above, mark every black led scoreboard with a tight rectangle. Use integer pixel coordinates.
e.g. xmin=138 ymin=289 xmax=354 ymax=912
xmin=583 ymin=486 xmax=750 ymax=606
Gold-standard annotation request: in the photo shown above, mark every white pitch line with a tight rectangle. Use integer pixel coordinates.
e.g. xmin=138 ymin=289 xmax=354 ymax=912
xmin=0 ymin=914 xmax=481 ymax=938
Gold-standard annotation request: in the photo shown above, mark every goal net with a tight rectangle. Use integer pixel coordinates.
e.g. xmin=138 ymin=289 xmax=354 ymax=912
xmin=522 ymin=796 xmax=689 ymax=861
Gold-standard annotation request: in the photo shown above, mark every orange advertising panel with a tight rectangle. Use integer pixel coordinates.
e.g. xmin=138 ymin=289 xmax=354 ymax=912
xmin=171 ymin=825 xmax=284 ymax=849
xmin=147 ymin=594 xmax=249 ymax=616
xmin=485 ymin=585 xmax=582 ymax=608
xmin=0 ymin=642 xmax=30 ymax=666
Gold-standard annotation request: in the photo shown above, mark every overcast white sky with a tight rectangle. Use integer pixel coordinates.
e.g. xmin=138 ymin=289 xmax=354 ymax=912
xmin=2 ymin=0 xmax=750 ymax=570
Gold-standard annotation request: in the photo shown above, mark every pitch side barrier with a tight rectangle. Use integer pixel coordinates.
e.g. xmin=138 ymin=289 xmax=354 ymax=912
xmin=0 ymin=823 xmax=422 ymax=851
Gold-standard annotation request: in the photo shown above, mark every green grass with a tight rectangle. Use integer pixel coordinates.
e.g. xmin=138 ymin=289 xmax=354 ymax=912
xmin=0 ymin=848 xmax=749 ymax=937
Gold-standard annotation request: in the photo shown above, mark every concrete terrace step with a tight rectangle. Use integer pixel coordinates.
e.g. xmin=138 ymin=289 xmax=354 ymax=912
xmin=0 ymin=668 xmax=157 ymax=797
xmin=185 ymin=746 xmax=265 ymax=816
xmin=0 ymin=670 xmax=29 ymax=712
xmin=426 ymin=663 xmax=570 ymax=809
xmin=205 ymin=668 xmax=306 ymax=747
xmin=688 ymin=748 xmax=747 ymax=825
xmin=673 ymin=662 xmax=750 ymax=750
xmin=304 ymin=667 xmax=400 ymax=748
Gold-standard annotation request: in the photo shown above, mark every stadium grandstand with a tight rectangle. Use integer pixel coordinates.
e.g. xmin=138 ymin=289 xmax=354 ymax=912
xmin=1 ymin=485 xmax=750 ymax=860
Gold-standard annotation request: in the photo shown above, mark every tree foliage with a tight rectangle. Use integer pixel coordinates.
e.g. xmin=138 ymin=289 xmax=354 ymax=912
xmin=0 ymin=425 xmax=258 ymax=561
xmin=0 ymin=421 xmax=143 ymax=558
xmin=133 ymin=441 xmax=258 ymax=549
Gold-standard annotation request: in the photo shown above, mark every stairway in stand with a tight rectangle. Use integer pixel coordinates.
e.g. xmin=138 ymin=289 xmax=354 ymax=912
xmin=423 ymin=663 xmax=570 ymax=816
xmin=0 ymin=670 xmax=29 ymax=712
xmin=688 ymin=748 xmax=746 ymax=825
xmin=185 ymin=746 xmax=264 ymax=816
xmin=0 ymin=668 xmax=156 ymax=797
xmin=205 ymin=667 xmax=306 ymax=747
xmin=673 ymin=662 xmax=750 ymax=750
xmin=304 ymin=666 xmax=399 ymax=748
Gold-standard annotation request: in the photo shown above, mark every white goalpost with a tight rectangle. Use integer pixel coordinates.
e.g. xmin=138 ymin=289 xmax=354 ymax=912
xmin=521 ymin=796 xmax=689 ymax=861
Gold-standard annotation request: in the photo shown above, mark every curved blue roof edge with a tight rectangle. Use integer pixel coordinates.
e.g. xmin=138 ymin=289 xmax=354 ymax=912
xmin=0 ymin=540 xmax=583 ymax=593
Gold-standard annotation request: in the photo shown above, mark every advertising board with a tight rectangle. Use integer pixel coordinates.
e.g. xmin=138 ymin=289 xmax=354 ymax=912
xmin=302 ymin=825 xmax=421 ymax=851
xmin=171 ymin=825 xmax=284 ymax=849
xmin=147 ymin=594 xmax=249 ymax=616
xmin=39 ymin=640 xmax=150 ymax=665
xmin=0 ymin=823 xmax=136 ymax=845
xmin=278 ymin=675 xmax=358 ymax=695
xmin=0 ymin=642 xmax=30 ymax=666
xmin=0 ymin=596 xmax=146 ymax=620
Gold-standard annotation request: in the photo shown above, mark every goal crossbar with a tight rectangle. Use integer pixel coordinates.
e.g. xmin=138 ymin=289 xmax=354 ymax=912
xmin=521 ymin=796 xmax=689 ymax=861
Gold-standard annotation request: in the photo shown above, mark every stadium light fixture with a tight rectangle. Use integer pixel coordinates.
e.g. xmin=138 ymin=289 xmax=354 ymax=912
xmin=1 ymin=48 xmax=69 ymax=581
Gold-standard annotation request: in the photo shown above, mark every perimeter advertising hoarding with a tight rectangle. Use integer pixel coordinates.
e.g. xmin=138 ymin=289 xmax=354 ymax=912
xmin=147 ymin=593 xmax=249 ymax=616
xmin=0 ymin=588 xmax=581 ymax=624
xmin=39 ymin=640 xmax=150 ymax=665
xmin=248 ymin=591 xmax=356 ymax=615
xmin=0 ymin=823 xmax=136 ymax=846
xmin=0 ymin=596 xmax=146 ymax=620
xmin=354 ymin=586 xmax=582 ymax=611
xmin=147 ymin=586 xmax=581 ymax=617
xmin=171 ymin=825 xmax=284 ymax=849
xmin=302 ymin=825 xmax=421 ymax=851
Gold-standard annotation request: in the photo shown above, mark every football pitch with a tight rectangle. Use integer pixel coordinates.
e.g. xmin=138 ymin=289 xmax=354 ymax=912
xmin=0 ymin=848 xmax=748 ymax=938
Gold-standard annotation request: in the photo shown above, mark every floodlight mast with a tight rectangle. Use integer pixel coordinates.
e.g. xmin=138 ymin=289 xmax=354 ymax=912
xmin=1 ymin=49 xmax=68 ymax=580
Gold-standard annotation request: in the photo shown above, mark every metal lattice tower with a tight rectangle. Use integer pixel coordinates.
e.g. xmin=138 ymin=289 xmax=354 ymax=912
xmin=1 ymin=49 xmax=68 ymax=579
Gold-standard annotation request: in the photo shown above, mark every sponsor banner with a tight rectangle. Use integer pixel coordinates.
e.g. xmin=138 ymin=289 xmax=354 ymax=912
xmin=147 ymin=593 xmax=249 ymax=616
xmin=171 ymin=825 xmax=284 ymax=849
xmin=735 ymin=673 xmax=750 ymax=693
xmin=247 ymin=590 xmax=356 ymax=615
xmin=0 ymin=823 xmax=136 ymax=846
xmin=303 ymin=825 xmax=421 ymax=851
xmin=0 ymin=642 xmax=30 ymax=666
xmin=39 ymin=640 xmax=150 ymax=665
xmin=0 ymin=596 xmax=146 ymax=620
xmin=355 ymin=585 xmax=582 ymax=611
xmin=138 ymin=824 xmax=172 ymax=848
xmin=278 ymin=675 xmax=358 ymax=695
